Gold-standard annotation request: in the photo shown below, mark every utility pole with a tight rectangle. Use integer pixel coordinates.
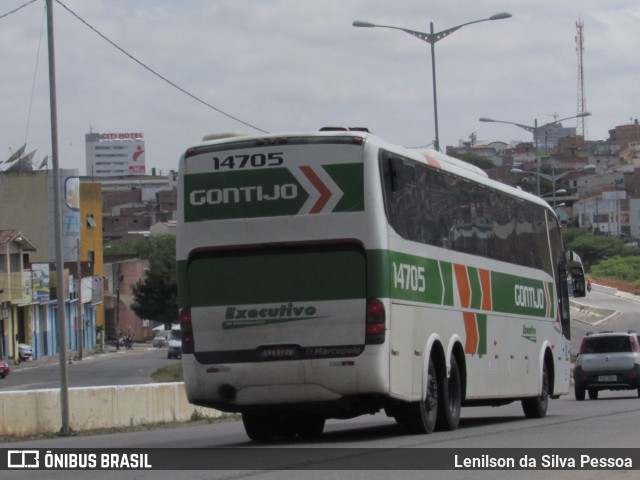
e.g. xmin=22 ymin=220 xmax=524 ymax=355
xmin=46 ymin=0 xmax=71 ymax=436
xmin=115 ymin=263 xmax=122 ymax=350
xmin=76 ymin=238 xmax=83 ymax=360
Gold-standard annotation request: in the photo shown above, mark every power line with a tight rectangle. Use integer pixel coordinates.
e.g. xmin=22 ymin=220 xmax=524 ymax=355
xmin=24 ymin=2 xmax=47 ymax=146
xmin=0 ymin=0 xmax=38 ymax=20
xmin=54 ymin=0 xmax=269 ymax=134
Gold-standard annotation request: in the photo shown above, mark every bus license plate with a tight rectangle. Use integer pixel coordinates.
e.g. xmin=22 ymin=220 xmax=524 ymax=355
xmin=598 ymin=375 xmax=617 ymax=382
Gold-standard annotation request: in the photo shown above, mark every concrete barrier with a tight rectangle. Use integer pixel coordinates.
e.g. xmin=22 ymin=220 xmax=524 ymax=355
xmin=0 ymin=383 xmax=221 ymax=437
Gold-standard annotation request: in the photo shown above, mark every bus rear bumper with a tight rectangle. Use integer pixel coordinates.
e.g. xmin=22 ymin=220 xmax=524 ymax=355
xmin=182 ymin=353 xmax=389 ymax=414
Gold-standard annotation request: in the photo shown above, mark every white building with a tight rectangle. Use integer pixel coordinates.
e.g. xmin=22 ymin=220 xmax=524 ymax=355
xmin=575 ymin=191 xmax=628 ymax=237
xmin=85 ymin=132 xmax=146 ymax=177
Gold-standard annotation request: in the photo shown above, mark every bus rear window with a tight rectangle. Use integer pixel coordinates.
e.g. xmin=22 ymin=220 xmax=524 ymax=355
xmin=184 ymin=243 xmax=366 ymax=308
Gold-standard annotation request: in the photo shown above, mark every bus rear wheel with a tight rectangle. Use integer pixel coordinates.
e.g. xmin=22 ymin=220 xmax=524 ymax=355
xmin=522 ymin=361 xmax=549 ymax=419
xmin=242 ymin=412 xmax=277 ymax=441
xmin=281 ymin=413 xmax=326 ymax=439
xmin=399 ymin=358 xmax=438 ymax=434
xmin=436 ymin=356 xmax=461 ymax=431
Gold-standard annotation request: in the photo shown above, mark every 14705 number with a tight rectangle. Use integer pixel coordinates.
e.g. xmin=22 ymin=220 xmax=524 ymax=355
xmin=213 ymin=152 xmax=284 ymax=170
xmin=393 ymin=262 xmax=426 ymax=292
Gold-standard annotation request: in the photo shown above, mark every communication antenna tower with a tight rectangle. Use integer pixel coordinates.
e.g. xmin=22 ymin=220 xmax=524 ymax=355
xmin=575 ymin=18 xmax=588 ymax=139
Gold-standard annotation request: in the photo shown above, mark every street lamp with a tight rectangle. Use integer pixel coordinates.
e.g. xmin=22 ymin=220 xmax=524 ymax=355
xmin=511 ymin=164 xmax=595 ymax=206
xmin=480 ymin=112 xmax=592 ymax=195
xmin=354 ymin=12 xmax=512 ymax=152
xmin=540 ymin=189 xmax=567 ymax=198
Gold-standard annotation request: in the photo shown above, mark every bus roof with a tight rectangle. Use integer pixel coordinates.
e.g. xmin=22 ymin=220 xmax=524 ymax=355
xmin=186 ymin=129 xmax=554 ymax=215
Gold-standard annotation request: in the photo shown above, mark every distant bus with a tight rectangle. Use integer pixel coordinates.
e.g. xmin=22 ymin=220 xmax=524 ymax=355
xmin=177 ymin=128 xmax=586 ymax=440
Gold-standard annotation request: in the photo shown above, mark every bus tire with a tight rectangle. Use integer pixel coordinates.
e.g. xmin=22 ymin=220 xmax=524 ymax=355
xmin=400 ymin=357 xmax=438 ymax=434
xmin=436 ymin=356 xmax=462 ymax=431
xmin=294 ymin=414 xmax=325 ymax=439
xmin=588 ymin=389 xmax=598 ymax=400
xmin=522 ymin=361 xmax=549 ymax=419
xmin=242 ymin=413 xmax=276 ymax=442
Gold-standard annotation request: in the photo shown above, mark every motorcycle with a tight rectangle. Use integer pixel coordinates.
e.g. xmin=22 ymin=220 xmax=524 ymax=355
xmin=105 ymin=334 xmax=133 ymax=349
xmin=122 ymin=334 xmax=134 ymax=349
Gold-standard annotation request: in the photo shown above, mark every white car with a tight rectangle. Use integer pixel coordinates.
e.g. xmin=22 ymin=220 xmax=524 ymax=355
xmin=167 ymin=326 xmax=182 ymax=359
xmin=19 ymin=343 xmax=33 ymax=361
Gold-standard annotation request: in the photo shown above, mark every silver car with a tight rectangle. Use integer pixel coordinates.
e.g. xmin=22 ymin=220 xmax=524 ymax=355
xmin=573 ymin=331 xmax=640 ymax=400
xmin=152 ymin=333 xmax=169 ymax=347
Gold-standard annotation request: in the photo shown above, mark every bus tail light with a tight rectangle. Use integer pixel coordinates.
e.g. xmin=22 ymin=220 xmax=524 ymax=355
xmin=365 ymin=298 xmax=386 ymax=345
xmin=180 ymin=308 xmax=194 ymax=354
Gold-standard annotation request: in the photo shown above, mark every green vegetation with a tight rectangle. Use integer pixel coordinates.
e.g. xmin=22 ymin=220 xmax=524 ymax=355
xmin=129 ymin=234 xmax=178 ymax=329
xmin=562 ymin=228 xmax=640 ymax=284
xmin=190 ymin=410 xmax=217 ymax=424
xmin=590 ymin=257 xmax=640 ymax=287
xmin=150 ymin=361 xmax=183 ymax=382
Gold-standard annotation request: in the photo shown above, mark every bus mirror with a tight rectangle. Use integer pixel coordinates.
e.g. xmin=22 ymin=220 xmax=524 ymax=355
xmin=565 ymin=250 xmax=586 ymax=298
xmin=572 ymin=272 xmax=586 ymax=298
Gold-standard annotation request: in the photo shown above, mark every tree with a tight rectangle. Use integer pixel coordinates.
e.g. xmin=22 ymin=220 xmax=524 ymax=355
xmin=130 ymin=235 xmax=178 ymax=328
xmin=564 ymin=232 xmax=624 ymax=272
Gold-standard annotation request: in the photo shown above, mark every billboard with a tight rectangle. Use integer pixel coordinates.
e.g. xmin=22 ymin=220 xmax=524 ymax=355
xmin=85 ymin=132 xmax=146 ymax=176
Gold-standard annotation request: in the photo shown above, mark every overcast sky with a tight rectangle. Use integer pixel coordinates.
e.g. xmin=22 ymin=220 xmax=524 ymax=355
xmin=1 ymin=0 xmax=639 ymax=175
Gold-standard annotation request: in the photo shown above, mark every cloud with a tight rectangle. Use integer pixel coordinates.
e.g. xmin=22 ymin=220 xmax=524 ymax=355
xmin=1 ymin=0 xmax=638 ymax=174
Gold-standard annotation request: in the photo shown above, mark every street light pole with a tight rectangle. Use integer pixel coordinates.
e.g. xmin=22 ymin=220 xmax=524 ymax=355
xmin=354 ymin=12 xmax=512 ymax=152
xmin=534 ymin=118 xmax=540 ymax=195
xmin=537 ymin=164 xmax=596 ymax=205
xmin=480 ymin=112 xmax=592 ymax=195
xmin=429 ymin=21 xmax=439 ymax=151
xmin=511 ymin=164 xmax=595 ymax=203
xmin=46 ymin=0 xmax=71 ymax=436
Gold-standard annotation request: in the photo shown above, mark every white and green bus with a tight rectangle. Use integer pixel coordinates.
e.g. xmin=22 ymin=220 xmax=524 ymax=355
xmin=177 ymin=128 xmax=586 ymax=441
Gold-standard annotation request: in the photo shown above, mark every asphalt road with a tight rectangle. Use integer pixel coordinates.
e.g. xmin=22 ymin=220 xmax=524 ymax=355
xmin=570 ymin=285 xmax=640 ymax=353
xmin=0 ymin=344 xmax=177 ymax=391
xmin=2 ymin=389 xmax=639 ymax=480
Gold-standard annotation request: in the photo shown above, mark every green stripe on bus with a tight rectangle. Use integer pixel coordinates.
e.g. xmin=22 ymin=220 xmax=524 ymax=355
xmin=467 ymin=266 xmax=481 ymax=310
xmin=183 ymin=163 xmax=364 ymax=222
xmin=440 ymin=261 xmax=454 ymax=307
xmin=365 ymin=250 xmax=454 ymax=307
xmin=476 ymin=313 xmax=487 ymax=355
xmin=491 ymin=271 xmax=551 ymax=318
xmin=179 ymin=247 xmax=366 ymax=307
xmin=178 ymin=248 xmax=556 ymax=319
xmin=323 ymin=163 xmax=365 ymax=212
xmin=184 ymin=168 xmax=306 ymax=221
